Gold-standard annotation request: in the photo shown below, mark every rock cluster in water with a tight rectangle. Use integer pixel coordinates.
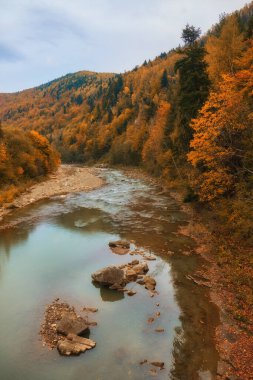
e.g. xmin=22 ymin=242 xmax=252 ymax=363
xmin=91 ymin=258 xmax=157 ymax=296
xmin=40 ymin=299 xmax=97 ymax=356
xmin=91 ymin=240 xmax=156 ymax=296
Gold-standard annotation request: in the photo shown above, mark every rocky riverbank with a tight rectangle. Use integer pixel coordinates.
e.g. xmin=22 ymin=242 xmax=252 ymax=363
xmin=120 ymin=167 xmax=253 ymax=379
xmin=0 ymin=165 xmax=103 ymax=224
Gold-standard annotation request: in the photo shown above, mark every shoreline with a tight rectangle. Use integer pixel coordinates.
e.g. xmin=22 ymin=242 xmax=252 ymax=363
xmin=120 ymin=166 xmax=253 ymax=379
xmin=171 ymin=192 xmax=253 ymax=380
xmin=0 ymin=165 xmax=104 ymax=225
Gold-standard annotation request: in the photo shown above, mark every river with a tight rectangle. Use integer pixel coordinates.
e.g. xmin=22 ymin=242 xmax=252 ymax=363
xmin=0 ymin=169 xmax=219 ymax=380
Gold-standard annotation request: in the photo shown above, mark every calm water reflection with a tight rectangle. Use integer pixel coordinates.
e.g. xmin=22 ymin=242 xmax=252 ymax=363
xmin=0 ymin=169 xmax=219 ymax=380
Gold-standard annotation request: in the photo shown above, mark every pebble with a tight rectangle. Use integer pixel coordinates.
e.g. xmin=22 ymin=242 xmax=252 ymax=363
xmin=127 ymin=290 xmax=137 ymax=296
xmin=155 ymin=328 xmax=165 ymax=333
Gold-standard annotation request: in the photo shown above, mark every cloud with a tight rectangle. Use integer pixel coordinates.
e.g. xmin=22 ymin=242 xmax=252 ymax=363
xmin=0 ymin=0 xmax=248 ymax=92
xmin=0 ymin=43 xmax=24 ymax=62
xmin=27 ymin=5 xmax=88 ymax=44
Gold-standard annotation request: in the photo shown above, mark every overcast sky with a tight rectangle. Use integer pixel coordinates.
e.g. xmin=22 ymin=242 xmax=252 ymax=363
xmin=0 ymin=0 xmax=248 ymax=93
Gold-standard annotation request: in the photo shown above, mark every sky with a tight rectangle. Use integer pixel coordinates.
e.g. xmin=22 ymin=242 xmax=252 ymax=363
xmin=0 ymin=0 xmax=249 ymax=93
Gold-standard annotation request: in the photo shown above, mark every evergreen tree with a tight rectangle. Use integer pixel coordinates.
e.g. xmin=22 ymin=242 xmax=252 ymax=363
xmin=181 ymin=24 xmax=201 ymax=45
xmin=160 ymin=69 xmax=169 ymax=88
xmin=169 ymin=25 xmax=210 ymax=152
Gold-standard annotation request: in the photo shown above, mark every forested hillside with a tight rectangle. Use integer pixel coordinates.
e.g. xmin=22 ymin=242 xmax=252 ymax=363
xmin=0 ymin=2 xmax=252 ymax=239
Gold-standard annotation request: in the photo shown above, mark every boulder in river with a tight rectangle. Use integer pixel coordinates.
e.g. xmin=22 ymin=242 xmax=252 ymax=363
xmin=92 ymin=265 xmax=125 ymax=286
xmin=56 ymin=313 xmax=89 ymax=336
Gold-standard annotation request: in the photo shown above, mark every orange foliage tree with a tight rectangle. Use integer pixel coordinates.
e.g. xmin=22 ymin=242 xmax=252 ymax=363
xmin=188 ymin=44 xmax=253 ymax=202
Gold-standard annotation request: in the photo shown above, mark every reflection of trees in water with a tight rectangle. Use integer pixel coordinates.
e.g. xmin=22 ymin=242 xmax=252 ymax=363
xmin=169 ymin=254 xmax=219 ymax=380
xmin=0 ymin=227 xmax=30 ymax=281
xmin=55 ymin=207 xmax=115 ymax=235
xmin=0 ymin=227 xmax=30 ymax=255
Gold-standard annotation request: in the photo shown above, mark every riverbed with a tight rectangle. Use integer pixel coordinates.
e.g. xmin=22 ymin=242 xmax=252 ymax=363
xmin=0 ymin=169 xmax=219 ymax=380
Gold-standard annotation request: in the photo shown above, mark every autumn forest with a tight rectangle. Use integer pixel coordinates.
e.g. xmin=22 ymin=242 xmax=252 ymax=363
xmin=1 ymin=4 xmax=252 ymax=238
xmin=0 ymin=2 xmax=253 ymax=377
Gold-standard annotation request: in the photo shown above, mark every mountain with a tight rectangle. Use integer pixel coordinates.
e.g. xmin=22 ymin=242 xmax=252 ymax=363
xmin=0 ymin=52 xmax=182 ymax=163
xmin=0 ymin=2 xmax=252 ymax=176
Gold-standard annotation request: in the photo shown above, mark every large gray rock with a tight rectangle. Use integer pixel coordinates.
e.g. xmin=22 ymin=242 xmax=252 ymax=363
xmin=56 ymin=313 xmax=89 ymax=336
xmin=91 ymin=266 xmax=125 ymax=286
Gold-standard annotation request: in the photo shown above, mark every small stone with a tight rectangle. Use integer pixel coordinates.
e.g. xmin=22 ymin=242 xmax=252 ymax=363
xmin=155 ymin=328 xmax=165 ymax=333
xmin=87 ymin=321 xmax=97 ymax=327
xmin=109 ymin=240 xmax=130 ymax=249
xmin=129 ymin=259 xmax=139 ymax=266
xmin=82 ymin=307 xmax=98 ymax=313
xmin=143 ymin=255 xmax=156 ymax=261
xmin=140 ymin=359 xmax=148 ymax=365
xmin=144 ymin=276 xmax=156 ymax=291
xmin=127 ymin=290 xmax=137 ymax=296
xmin=151 ymin=361 xmax=165 ymax=369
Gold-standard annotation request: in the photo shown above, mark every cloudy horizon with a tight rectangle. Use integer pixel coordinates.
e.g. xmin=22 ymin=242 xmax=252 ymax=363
xmin=0 ymin=0 xmax=249 ymax=93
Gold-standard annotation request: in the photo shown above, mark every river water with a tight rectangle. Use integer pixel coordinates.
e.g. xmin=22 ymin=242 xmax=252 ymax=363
xmin=0 ymin=169 xmax=219 ymax=380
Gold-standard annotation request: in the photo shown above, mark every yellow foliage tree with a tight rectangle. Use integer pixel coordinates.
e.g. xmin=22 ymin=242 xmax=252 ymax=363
xmin=142 ymin=101 xmax=170 ymax=173
xmin=205 ymin=15 xmax=245 ymax=84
